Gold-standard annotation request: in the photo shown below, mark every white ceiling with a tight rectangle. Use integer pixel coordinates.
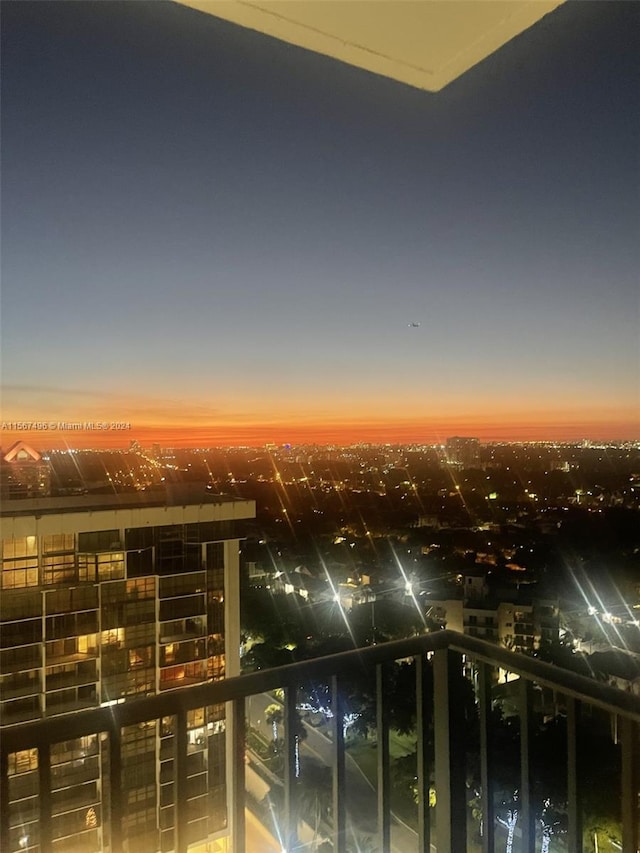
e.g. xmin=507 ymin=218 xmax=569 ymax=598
xmin=176 ymin=1 xmax=564 ymax=91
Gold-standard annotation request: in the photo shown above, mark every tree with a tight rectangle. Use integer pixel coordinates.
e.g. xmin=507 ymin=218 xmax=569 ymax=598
xmin=265 ymin=703 xmax=283 ymax=743
xmin=503 ymin=790 xmax=519 ymax=853
xmin=293 ymin=709 xmax=308 ymax=778
xmin=390 ymin=749 xmax=436 ymax=812
xmin=539 ymin=799 xmax=565 ymax=853
xmin=387 ymin=660 xmax=426 ymax=735
xmin=244 ymin=642 xmax=294 ymax=671
xmin=391 ymin=750 xmax=419 ymax=803
xmin=296 ymin=759 xmax=332 ymax=838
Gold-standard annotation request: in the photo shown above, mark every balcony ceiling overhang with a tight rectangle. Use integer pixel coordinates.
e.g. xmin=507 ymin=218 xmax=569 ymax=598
xmin=176 ymin=0 xmax=563 ymax=91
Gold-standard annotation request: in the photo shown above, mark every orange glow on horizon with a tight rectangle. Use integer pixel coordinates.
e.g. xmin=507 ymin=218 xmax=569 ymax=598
xmin=1 ymin=414 xmax=637 ymax=450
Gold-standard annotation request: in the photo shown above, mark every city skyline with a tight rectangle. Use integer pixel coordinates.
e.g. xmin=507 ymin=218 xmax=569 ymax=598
xmin=2 ymin=1 xmax=639 ymax=448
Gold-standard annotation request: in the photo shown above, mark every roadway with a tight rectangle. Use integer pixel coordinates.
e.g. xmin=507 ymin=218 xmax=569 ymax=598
xmin=246 ymin=692 xmax=431 ymax=852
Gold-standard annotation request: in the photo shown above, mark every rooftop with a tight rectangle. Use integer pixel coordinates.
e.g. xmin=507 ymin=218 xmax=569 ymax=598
xmin=0 ymin=483 xmax=247 ymax=518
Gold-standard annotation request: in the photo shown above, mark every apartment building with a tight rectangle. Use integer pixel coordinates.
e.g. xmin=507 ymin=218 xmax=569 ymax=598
xmin=426 ymin=569 xmax=559 ymax=656
xmin=0 ymin=486 xmax=255 ymax=853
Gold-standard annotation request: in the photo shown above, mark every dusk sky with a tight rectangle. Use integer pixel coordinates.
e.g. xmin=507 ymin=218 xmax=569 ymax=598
xmin=1 ymin=1 xmax=638 ymax=447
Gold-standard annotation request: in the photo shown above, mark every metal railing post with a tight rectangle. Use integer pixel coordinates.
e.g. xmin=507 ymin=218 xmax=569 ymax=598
xmin=230 ymin=698 xmax=246 ymax=853
xmin=1 ymin=748 xmax=10 ymax=853
xmin=416 ymin=654 xmax=431 ymax=852
xmin=284 ymin=685 xmax=299 ymax=851
xmin=433 ymin=647 xmax=466 ymax=852
xmin=566 ymin=696 xmax=582 ymax=853
xmin=37 ymin=742 xmax=52 ymax=853
xmin=331 ymin=675 xmax=347 ymax=853
xmin=376 ymin=663 xmax=391 ymax=851
xmin=109 ymin=721 xmax=123 ymax=853
xmin=519 ymin=678 xmax=536 ymax=853
xmin=621 ymin=715 xmax=639 ymax=853
xmin=175 ymin=707 xmax=189 ymax=853
xmin=478 ymin=661 xmax=495 ymax=853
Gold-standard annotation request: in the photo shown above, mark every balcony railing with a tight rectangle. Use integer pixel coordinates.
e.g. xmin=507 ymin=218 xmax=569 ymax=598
xmin=1 ymin=629 xmax=638 ymax=853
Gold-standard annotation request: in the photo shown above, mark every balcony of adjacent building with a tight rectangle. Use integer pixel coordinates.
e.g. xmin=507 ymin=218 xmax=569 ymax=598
xmin=2 ymin=629 xmax=638 ymax=853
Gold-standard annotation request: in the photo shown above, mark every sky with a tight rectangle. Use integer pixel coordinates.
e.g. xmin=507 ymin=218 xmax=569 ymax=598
xmin=1 ymin=0 xmax=639 ymax=448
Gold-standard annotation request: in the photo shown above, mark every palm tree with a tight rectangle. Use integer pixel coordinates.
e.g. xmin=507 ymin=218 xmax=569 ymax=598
xmin=264 ymin=701 xmax=309 ymax=777
xmin=265 ymin=703 xmax=283 ymax=744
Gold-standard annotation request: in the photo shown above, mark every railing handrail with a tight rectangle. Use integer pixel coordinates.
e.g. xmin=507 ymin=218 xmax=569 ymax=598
xmin=444 ymin=630 xmax=640 ymax=717
xmin=3 ymin=629 xmax=640 ymax=753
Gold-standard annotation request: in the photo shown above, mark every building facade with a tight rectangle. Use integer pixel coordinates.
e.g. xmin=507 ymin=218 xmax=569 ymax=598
xmin=427 ymin=595 xmax=559 ymax=655
xmin=1 ymin=488 xmax=255 ymax=853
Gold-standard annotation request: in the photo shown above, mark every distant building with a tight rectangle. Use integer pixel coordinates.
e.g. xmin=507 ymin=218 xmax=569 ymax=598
xmin=246 ymin=560 xmax=265 ymax=581
xmin=497 ymin=602 xmax=536 ymax=652
xmin=463 ymin=568 xmax=489 ymax=602
xmin=446 ymin=436 xmax=480 ymax=468
xmin=0 ymin=441 xmax=51 ymax=499
xmin=1 ymin=486 xmax=255 ymax=853
xmin=416 ymin=514 xmax=440 ymax=529
xmin=426 ymin=572 xmax=559 ymax=655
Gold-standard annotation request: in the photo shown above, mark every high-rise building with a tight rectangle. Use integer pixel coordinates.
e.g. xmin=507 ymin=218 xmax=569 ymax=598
xmin=1 ymin=485 xmax=255 ymax=853
xmin=445 ymin=436 xmax=481 ymax=468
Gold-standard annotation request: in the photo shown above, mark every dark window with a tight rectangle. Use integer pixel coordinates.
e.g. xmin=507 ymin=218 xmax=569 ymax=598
xmin=125 ymin=528 xmax=154 ymax=551
xmin=186 ymin=522 xmax=234 ymax=543
xmin=78 ymin=530 xmax=121 ymax=553
xmin=1 ymin=646 xmax=42 ymax=673
xmin=185 ymin=544 xmax=202 ymax=572
xmin=208 ymin=600 xmax=224 ymax=635
xmin=159 ymin=596 xmax=205 ymax=621
xmin=159 ymin=574 xmax=205 ymax=599
xmin=46 ymin=612 xmax=98 ymax=640
xmin=156 ymin=525 xmax=183 ymax=544
xmin=127 ymin=549 xmax=153 ymax=578
xmin=0 ymin=619 xmax=42 ymax=647
xmin=0 ymin=590 xmax=42 ymax=621
xmin=156 ymin=534 xmax=184 ymax=575
xmin=206 ymin=543 xmax=224 ymax=572
xmin=208 ymin=731 xmax=225 ymax=786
